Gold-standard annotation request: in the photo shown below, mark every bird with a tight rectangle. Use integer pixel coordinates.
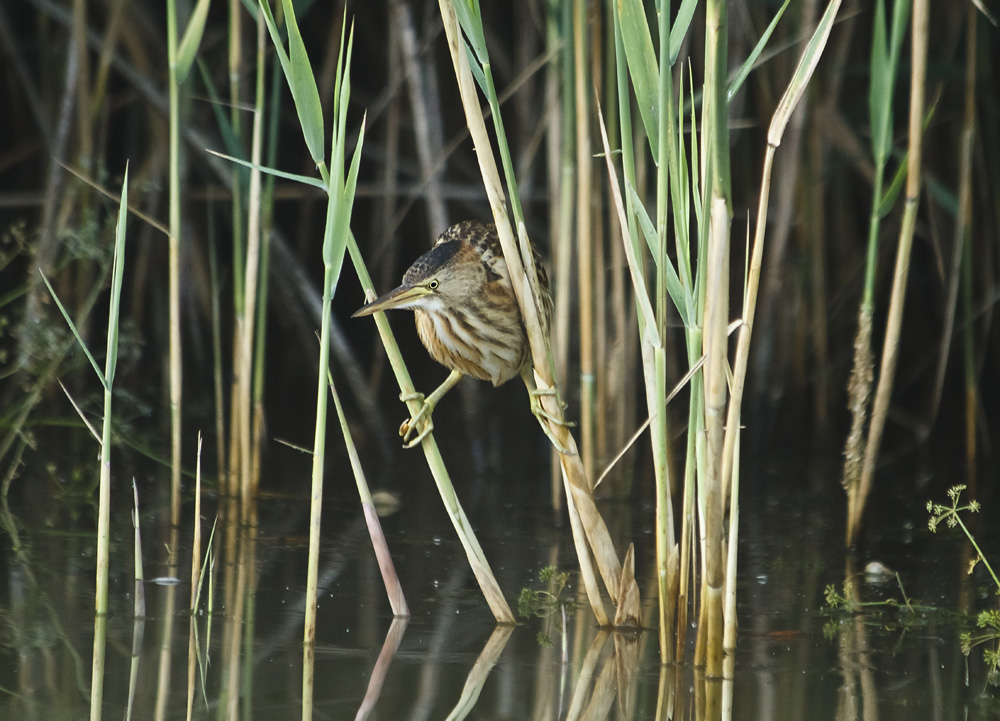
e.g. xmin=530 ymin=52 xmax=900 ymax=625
xmin=353 ymin=220 xmax=570 ymax=451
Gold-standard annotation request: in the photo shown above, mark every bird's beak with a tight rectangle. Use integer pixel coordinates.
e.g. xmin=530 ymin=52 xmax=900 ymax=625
xmin=352 ymin=284 xmax=429 ymax=317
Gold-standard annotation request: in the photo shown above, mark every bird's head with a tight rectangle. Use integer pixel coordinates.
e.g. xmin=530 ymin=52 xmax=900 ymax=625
xmin=352 ymin=238 xmax=478 ymax=318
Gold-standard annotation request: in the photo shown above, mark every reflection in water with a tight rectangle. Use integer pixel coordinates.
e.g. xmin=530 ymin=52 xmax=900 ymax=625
xmin=355 ymin=617 xmax=407 ymax=721
xmin=153 ymin=528 xmax=179 ymax=721
xmin=0 ymin=459 xmax=996 ymax=720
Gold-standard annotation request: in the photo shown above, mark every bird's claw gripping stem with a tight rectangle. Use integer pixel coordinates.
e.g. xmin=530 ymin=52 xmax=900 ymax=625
xmin=398 ymin=391 xmax=434 ymax=448
xmin=397 ymin=370 xmax=463 ymax=449
xmin=529 ymin=385 xmax=576 ymax=455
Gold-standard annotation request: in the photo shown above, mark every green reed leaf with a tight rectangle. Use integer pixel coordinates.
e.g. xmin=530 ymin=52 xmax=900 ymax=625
xmin=768 ymin=0 xmax=842 ymax=147
xmin=207 ymin=150 xmax=327 ymax=189
xmin=616 ymin=0 xmax=660 ymax=158
xmin=728 ymin=0 xmax=790 ymax=102
xmin=105 ymin=165 xmax=129 ymax=388
xmin=175 ymin=0 xmax=212 ymax=84
xmin=259 ymin=0 xmax=326 ymax=165
xmin=452 ymin=0 xmax=488 ymax=66
xmin=669 ymin=0 xmax=699 ymax=64
xmin=627 ymin=181 xmax=690 ymax=328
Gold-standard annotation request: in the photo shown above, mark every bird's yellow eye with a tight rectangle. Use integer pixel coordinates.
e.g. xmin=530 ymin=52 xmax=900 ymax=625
xmin=428 ymin=279 xmax=439 ymax=290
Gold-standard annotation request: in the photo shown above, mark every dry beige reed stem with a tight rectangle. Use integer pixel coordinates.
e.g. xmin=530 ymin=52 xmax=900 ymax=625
xmin=437 ymin=0 xmax=639 ymax=626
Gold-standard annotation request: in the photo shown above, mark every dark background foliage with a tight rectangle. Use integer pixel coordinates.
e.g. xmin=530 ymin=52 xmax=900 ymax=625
xmin=1 ymin=0 xmax=998 ymax=498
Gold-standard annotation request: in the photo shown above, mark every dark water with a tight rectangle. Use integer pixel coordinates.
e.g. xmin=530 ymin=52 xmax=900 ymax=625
xmin=1 ymin=434 xmax=997 ymax=720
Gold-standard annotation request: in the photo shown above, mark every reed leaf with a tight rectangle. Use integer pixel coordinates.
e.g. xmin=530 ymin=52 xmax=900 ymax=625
xmin=198 ymin=62 xmax=250 ymax=165
xmin=325 ymin=22 xmax=363 ymax=277
xmin=768 ymin=0 xmax=843 ymax=147
xmin=38 ymin=272 xmax=106 ymax=389
xmin=686 ymin=66 xmax=703 ymax=232
xmin=616 ymin=0 xmax=659 ymax=158
xmin=464 ymin=44 xmax=489 ymax=94
xmin=596 ymin=105 xmax=660 ymax=349
xmin=727 ymin=0 xmax=791 ymax=102
xmin=452 ymin=0 xmax=488 ymax=66
xmin=668 ymin=68 xmax=695 ymax=298
xmin=875 ymin=100 xmax=937 ymax=218
xmin=206 ymin=150 xmax=326 ymax=189
xmin=258 ymin=0 xmax=326 ymax=167
xmin=322 ymin=112 xmax=366 ymax=289
xmin=175 ymin=0 xmax=212 ymax=84
xmin=330 ymin=19 xmax=352 ymax=172
xmin=625 ymin=182 xmax=690 ymax=328
xmin=105 ymin=167 xmax=129 ymax=388
xmin=669 ymin=0 xmax=699 ymax=64
xmin=869 ymin=0 xmax=911 ymax=163
xmin=877 ymin=153 xmax=907 ymax=218
xmin=597 ymin=107 xmax=661 ymax=347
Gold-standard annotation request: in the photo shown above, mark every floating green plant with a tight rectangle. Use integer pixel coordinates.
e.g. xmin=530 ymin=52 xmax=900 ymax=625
xmin=822 ymin=575 xmax=953 ymax=643
xmin=518 ymin=566 xmax=577 ymax=648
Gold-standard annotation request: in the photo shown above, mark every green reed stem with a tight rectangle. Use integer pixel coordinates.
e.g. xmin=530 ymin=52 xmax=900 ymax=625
xmin=347 ymin=234 xmax=514 ymax=622
xmin=852 ymin=0 xmax=927 ymax=543
xmin=654 ymin=0 xmax=677 ymax=664
xmin=843 ymin=0 xmax=909 ymax=518
xmin=719 ymin=0 xmax=843 ymax=645
xmin=40 ymin=167 xmax=129 ymax=721
xmin=253 ymin=6 xmax=365 ymax=715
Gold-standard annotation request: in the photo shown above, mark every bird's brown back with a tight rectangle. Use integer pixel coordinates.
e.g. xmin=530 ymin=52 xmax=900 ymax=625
xmin=437 ymin=220 xmax=552 ymax=330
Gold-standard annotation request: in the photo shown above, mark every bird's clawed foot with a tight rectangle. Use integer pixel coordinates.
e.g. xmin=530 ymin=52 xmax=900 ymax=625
xmin=397 ymin=371 xmax=464 ymax=449
xmin=529 ymin=385 xmax=576 ymax=455
xmin=398 ymin=391 xmax=435 ymax=448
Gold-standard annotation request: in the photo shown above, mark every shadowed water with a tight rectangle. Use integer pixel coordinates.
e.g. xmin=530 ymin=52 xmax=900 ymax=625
xmin=1 ymin=434 xmax=997 ymax=720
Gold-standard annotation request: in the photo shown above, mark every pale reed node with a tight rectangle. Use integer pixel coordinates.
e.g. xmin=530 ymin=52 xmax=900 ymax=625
xmin=354 ymin=220 xmax=570 ymax=451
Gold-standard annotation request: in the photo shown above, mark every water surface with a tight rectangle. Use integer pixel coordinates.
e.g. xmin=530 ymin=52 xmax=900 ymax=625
xmin=1 ymin=437 xmax=995 ymax=720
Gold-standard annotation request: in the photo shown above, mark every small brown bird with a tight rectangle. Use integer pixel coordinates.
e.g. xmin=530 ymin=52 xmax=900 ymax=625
xmin=353 ymin=220 xmax=568 ymax=450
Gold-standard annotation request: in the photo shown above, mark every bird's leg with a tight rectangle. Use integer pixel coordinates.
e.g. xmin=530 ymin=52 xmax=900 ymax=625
xmin=521 ymin=367 xmax=576 ymax=455
xmin=398 ymin=369 xmax=463 ymax=448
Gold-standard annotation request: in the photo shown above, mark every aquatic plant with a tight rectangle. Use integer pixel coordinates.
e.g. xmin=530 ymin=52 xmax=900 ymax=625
xmin=929 ymin=485 xmax=1000 ymax=685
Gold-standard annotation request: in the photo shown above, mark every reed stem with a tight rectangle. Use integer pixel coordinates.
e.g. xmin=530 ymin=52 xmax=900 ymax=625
xmin=166 ymin=0 xmax=183 ymax=528
xmin=440 ymin=0 xmax=638 ymax=625
xmin=573 ymin=0 xmax=595 ymax=482
xmin=851 ymin=0 xmax=928 ymax=543
xmin=348 ymin=234 xmax=515 ymax=622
